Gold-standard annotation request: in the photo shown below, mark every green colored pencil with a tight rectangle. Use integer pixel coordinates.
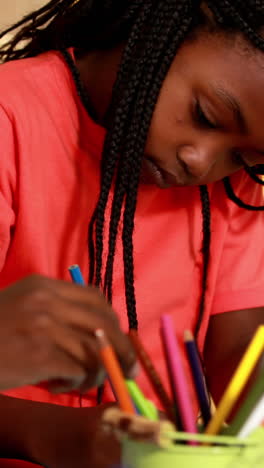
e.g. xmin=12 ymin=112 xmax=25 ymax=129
xmin=126 ymin=379 xmax=159 ymax=421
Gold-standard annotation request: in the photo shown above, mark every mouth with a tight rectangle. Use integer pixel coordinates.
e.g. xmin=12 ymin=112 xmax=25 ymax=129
xmin=141 ymin=157 xmax=185 ymax=188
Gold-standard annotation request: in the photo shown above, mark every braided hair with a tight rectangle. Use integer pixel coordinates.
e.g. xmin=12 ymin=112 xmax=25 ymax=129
xmin=1 ymin=0 xmax=264 ymax=340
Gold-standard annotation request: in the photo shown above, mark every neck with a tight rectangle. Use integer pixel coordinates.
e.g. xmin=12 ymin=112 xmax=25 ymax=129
xmin=75 ymin=45 xmax=124 ymax=125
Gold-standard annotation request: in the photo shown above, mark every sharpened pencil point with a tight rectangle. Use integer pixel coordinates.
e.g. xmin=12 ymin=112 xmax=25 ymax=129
xmin=95 ymin=328 xmax=108 ymax=347
xmin=184 ymin=330 xmax=194 ymax=342
xmin=68 ymin=264 xmax=79 ymax=270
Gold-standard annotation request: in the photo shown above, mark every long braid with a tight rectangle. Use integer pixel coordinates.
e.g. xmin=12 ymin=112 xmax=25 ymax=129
xmin=244 ymin=166 xmax=264 ymax=186
xmin=104 ymin=0 xmax=194 ymax=308
xmin=103 ymin=0 xmax=164 ymax=297
xmin=223 ymin=176 xmax=264 ymax=210
xmin=206 ymin=1 xmax=264 ymax=50
xmin=195 ymin=186 xmax=211 ymax=338
xmin=102 ymin=0 xmax=156 ymax=297
xmin=60 ymin=49 xmax=97 ymax=119
xmin=93 ymin=1 xmax=169 ymax=289
xmin=121 ymin=2 xmax=194 ymax=328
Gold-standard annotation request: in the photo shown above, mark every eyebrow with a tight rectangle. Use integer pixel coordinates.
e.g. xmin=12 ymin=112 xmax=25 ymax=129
xmin=213 ymin=86 xmax=248 ymax=134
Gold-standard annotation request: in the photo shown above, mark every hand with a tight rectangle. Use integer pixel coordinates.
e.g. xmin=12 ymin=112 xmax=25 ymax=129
xmin=31 ymin=404 xmax=121 ymax=468
xmin=0 ymin=396 xmax=121 ymax=468
xmin=0 ymin=275 xmax=137 ymax=391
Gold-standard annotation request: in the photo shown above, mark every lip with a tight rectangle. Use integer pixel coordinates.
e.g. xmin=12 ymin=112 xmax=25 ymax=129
xmin=141 ymin=157 xmax=186 ymax=188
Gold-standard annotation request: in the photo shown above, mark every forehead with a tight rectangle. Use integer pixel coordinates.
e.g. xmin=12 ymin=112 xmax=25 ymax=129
xmin=174 ymin=32 xmax=264 ymax=145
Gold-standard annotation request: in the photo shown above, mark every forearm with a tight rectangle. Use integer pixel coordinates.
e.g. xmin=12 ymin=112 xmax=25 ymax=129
xmin=204 ymin=308 xmax=264 ymax=406
xmin=205 ymin=343 xmax=260 ymax=417
xmin=0 ymin=395 xmax=86 ymax=464
xmin=0 ymin=394 xmax=39 ymax=461
xmin=0 ymin=395 xmax=119 ymax=468
xmin=205 ymin=349 xmax=243 ymax=404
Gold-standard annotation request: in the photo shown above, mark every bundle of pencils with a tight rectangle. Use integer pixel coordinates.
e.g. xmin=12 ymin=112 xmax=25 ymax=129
xmin=206 ymin=325 xmax=264 ymax=438
xmin=69 ymin=265 xmax=264 ymax=443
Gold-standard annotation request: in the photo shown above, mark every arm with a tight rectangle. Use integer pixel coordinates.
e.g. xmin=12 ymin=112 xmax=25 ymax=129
xmin=0 ymin=395 xmax=120 ymax=468
xmin=204 ymin=307 xmax=264 ymax=404
xmin=0 ymin=275 xmax=136 ymax=392
xmin=0 ymin=275 xmax=138 ymax=468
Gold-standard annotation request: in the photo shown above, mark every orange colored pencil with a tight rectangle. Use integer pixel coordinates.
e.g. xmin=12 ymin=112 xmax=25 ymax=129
xmin=95 ymin=329 xmax=135 ymax=414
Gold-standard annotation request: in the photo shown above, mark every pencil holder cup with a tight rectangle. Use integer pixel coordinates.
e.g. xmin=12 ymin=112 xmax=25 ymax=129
xmin=122 ymin=427 xmax=264 ymax=468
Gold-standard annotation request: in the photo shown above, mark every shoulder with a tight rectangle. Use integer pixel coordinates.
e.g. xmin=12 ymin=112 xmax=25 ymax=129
xmin=0 ymin=51 xmax=76 ymax=118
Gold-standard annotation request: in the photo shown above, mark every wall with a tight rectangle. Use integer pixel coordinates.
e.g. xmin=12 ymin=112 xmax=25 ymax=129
xmin=0 ymin=1 xmax=45 ymax=30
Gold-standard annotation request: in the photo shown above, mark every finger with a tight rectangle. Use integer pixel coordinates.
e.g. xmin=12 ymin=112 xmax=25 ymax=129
xmin=25 ymin=276 xmax=138 ymax=379
xmin=52 ymin=297 xmax=118 ymax=333
xmin=47 ymin=377 xmax=86 ymax=394
xmin=49 ymin=322 xmax=102 ymax=373
xmin=37 ymin=322 xmax=104 ymax=390
xmin=44 ymin=357 xmax=99 ymax=392
xmin=46 ymin=297 xmax=138 ymax=378
xmin=34 ymin=275 xmax=110 ymax=310
xmin=79 ymin=368 xmax=106 ymax=394
xmin=27 ymin=275 xmax=123 ymax=335
xmin=33 ymin=348 xmax=88 ymax=390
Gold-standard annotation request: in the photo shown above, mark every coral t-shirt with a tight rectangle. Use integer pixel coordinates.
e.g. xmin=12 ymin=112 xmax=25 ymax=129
xmin=0 ymin=50 xmax=263 ymax=466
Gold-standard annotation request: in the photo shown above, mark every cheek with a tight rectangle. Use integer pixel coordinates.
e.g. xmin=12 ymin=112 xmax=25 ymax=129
xmin=145 ymin=96 xmax=182 ymax=157
xmin=202 ymin=159 xmax=243 ymax=184
xmin=145 ymin=71 xmax=190 ymax=158
xmin=145 ymin=111 xmax=169 ymax=156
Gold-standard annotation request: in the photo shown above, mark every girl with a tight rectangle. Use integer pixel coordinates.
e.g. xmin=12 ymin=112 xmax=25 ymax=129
xmin=0 ymin=1 xmax=263 ymax=467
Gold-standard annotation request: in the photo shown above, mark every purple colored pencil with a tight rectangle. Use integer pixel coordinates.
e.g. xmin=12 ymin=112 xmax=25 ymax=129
xmin=161 ymin=314 xmax=197 ymax=441
xmin=184 ymin=330 xmax=211 ymax=426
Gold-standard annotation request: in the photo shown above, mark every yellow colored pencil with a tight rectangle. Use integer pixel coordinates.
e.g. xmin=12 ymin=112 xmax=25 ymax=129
xmin=205 ymin=325 xmax=264 ymax=435
xmin=95 ymin=328 xmax=135 ymax=414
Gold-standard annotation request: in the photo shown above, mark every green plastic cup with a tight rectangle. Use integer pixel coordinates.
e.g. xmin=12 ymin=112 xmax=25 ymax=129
xmin=122 ymin=428 xmax=264 ymax=468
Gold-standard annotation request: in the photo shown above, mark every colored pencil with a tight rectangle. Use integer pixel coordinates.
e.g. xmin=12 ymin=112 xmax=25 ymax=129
xmin=225 ymin=362 xmax=264 ymax=436
xmin=237 ymin=393 xmax=264 ymax=438
xmin=129 ymin=330 xmax=175 ymax=421
xmin=68 ymin=264 xmax=85 ymax=285
xmin=95 ymin=328 xmax=135 ymax=414
xmin=160 ymin=314 xmax=197 ymax=437
xmin=126 ymin=379 xmax=158 ymax=420
xmin=205 ymin=325 xmax=264 ymax=436
xmin=184 ymin=330 xmax=211 ymax=426
xmin=68 ymin=267 xmax=122 ymax=404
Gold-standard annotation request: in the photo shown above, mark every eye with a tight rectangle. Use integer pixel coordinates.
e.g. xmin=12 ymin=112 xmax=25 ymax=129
xmin=195 ymin=100 xmax=217 ymax=130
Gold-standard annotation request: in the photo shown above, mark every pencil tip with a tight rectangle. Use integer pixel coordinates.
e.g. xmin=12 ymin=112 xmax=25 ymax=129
xmin=95 ymin=328 xmax=109 ymax=347
xmin=184 ymin=330 xmax=194 ymax=341
xmin=95 ymin=328 xmax=104 ymax=338
xmin=68 ymin=264 xmax=79 ymax=270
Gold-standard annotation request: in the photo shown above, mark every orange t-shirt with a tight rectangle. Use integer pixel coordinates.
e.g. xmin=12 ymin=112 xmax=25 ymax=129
xmin=0 ymin=50 xmax=264 ymax=465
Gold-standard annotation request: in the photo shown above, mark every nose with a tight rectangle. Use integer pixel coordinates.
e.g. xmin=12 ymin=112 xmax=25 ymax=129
xmin=177 ymin=144 xmax=218 ymax=180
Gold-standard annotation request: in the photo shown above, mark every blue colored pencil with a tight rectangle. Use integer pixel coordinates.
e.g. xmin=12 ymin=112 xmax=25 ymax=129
xmin=184 ymin=330 xmax=211 ymax=426
xmin=68 ymin=264 xmax=85 ymax=285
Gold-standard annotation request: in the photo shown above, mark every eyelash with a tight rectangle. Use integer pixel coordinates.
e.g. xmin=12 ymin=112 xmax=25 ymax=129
xmin=195 ymin=100 xmax=217 ymax=130
xmin=194 ymin=100 xmax=255 ymax=167
xmin=195 ymin=100 xmax=251 ymax=167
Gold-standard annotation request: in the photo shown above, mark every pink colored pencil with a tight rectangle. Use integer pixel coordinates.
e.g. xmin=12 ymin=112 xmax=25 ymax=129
xmin=160 ymin=314 xmax=197 ymax=441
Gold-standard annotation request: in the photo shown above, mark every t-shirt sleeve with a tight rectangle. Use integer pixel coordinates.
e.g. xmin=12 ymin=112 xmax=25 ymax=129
xmin=0 ymin=105 xmax=16 ymax=270
xmin=211 ymin=173 xmax=264 ymax=315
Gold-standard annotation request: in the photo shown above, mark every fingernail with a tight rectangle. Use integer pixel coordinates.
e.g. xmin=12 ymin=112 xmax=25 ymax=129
xmin=128 ymin=361 xmax=140 ymax=379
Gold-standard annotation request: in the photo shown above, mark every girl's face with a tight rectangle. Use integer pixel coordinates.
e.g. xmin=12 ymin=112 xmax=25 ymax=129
xmin=143 ymin=32 xmax=264 ymax=188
